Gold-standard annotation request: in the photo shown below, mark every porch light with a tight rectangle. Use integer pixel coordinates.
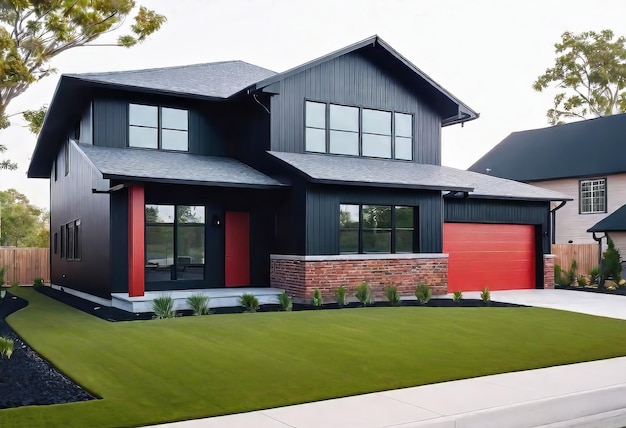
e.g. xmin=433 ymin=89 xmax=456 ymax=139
xmin=212 ymin=214 xmax=222 ymax=227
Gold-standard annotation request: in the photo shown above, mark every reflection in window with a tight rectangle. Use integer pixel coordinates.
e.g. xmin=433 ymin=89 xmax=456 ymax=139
xmin=60 ymin=219 xmax=81 ymax=260
xmin=145 ymin=205 xmax=205 ymax=282
xmin=340 ymin=204 xmax=359 ymax=253
xmin=362 ymin=205 xmax=391 ymax=253
xmin=129 ymin=104 xmax=188 ymax=151
xmin=329 ymin=105 xmax=359 ymax=155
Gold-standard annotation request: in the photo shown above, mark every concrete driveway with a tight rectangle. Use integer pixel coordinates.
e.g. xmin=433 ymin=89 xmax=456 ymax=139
xmin=460 ymin=289 xmax=626 ymax=320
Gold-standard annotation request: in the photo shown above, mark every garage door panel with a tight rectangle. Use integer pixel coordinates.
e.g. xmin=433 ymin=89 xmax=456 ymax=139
xmin=444 ymin=223 xmax=536 ymax=293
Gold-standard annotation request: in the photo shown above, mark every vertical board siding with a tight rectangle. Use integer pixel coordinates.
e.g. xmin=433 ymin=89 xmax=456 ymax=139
xmin=306 ymin=185 xmax=443 ymax=255
xmin=79 ymin=102 xmax=93 ymax=145
xmin=0 ymin=248 xmax=50 ymax=285
xmin=270 ymin=50 xmax=442 ymax=165
xmin=93 ymin=98 xmax=128 ymax=148
xmin=551 ymin=244 xmax=600 ymax=276
xmin=50 ymin=142 xmax=111 ymax=297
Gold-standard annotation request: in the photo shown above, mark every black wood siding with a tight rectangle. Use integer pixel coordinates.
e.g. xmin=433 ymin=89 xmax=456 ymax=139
xmin=269 ymin=50 xmax=442 ymax=165
xmin=50 ymin=142 xmax=111 ymax=298
xmin=306 ymin=184 xmax=443 ymax=255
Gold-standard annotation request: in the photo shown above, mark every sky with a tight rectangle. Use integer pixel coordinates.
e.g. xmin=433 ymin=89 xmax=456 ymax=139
xmin=1 ymin=0 xmax=626 ymax=210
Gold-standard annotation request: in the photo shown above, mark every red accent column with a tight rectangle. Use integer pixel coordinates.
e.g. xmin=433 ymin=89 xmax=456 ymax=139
xmin=128 ymin=185 xmax=145 ymax=297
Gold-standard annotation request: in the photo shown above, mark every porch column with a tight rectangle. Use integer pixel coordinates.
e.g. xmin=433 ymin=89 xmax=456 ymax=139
xmin=128 ymin=184 xmax=145 ymax=297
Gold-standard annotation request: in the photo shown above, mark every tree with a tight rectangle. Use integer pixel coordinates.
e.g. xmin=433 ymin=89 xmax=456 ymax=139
xmin=0 ymin=188 xmax=49 ymax=247
xmin=0 ymin=0 xmax=166 ymax=167
xmin=533 ymin=30 xmax=626 ymax=125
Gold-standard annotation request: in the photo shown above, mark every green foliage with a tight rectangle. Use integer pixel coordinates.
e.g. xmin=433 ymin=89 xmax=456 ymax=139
xmin=33 ymin=277 xmax=44 ymax=288
xmin=480 ymin=287 xmax=491 ymax=304
xmin=186 ymin=294 xmax=210 ymax=316
xmin=22 ymin=106 xmax=47 ymax=134
xmin=554 ymin=264 xmax=570 ymax=286
xmin=533 ymin=30 xmax=626 ymax=125
xmin=152 ymin=295 xmax=176 ymax=319
xmin=415 ymin=283 xmax=431 ymax=304
xmin=0 ymin=189 xmax=49 ymax=247
xmin=312 ymin=289 xmax=323 ymax=307
xmin=0 ymin=144 xmax=16 ymax=170
xmin=602 ymin=237 xmax=622 ymax=281
xmin=276 ymin=291 xmax=292 ymax=312
xmin=355 ymin=281 xmax=372 ymax=306
xmin=567 ymin=259 xmax=578 ymax=285
xmin=453 ymin=291 xmax=463 ymax=302
xmin=334 ymin=285 xmax=348 ymax=308
xmin=0 ymin=266 xmax=5 ymax=286
xmin=590 ymin=265 xmax=601 ymax=284
xmin=0 ymin=336 xmax=13 ymax=359
xmin=383 ymin=283 xmax=400 ymax=306
xmin=577 ymin=276 xmax=587 ymax=287
xmin=239 ymin=293 xmax=259 ymax=313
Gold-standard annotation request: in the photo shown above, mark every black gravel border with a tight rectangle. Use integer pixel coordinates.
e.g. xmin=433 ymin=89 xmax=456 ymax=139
xmin=0 ymin=290 xmax=96 ymax=409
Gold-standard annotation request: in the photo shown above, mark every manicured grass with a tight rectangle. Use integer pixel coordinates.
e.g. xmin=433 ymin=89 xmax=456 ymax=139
xmin=3 ymin=288 xmax=626 ymax=427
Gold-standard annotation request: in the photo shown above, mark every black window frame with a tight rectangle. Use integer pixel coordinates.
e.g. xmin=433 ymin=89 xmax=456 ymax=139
xmin=128 ymin=103 xmax=189 ymax=152
xmin=304 ymin=100 xmax=414 ymax=161
xmin=579 ymin=178 xmax=607 ymax=214
xmin=339 ymin=204 xmax=418 ymax=254
xmin=61 ymin=219 xmax=81 ymax=261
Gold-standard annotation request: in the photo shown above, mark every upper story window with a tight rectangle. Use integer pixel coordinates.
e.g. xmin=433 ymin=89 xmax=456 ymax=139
xmin=580 ymin=178 xmax=606 ymax=214
xmin=305 ymin=101 xmax=413 ymax=160
xmin=129 ymin=104 xmax=189 ymax=151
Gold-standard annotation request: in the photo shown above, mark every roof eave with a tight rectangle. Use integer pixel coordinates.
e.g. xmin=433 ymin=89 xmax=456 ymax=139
xmin=101 ymin=173 xmax=287 ymax=189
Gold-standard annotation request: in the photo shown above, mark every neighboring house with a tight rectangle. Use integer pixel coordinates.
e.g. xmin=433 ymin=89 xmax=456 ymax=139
xmin=28 ymin=36 xmax=569 ymax=311
xmin=469 ymin=114 xmax=626 ymax=257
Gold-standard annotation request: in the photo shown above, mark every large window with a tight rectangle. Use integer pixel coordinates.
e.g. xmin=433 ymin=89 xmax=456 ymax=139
xmin=340 ymin=204 xmax=415 ymax=254
xmin=580 ymin=178 xmax=606 ymax=214
xmin=305 ymin=101 xmax=413 ymax=160
xmin=145 ymin=205 xmax=205 ymax=281
xmin=60 ymin=219 xmax=81 ymax=260
xmin=129 ymin=104 xmax=189 ymax=151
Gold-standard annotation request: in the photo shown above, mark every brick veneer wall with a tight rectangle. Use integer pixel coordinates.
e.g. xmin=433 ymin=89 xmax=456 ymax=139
xmin=270 ymin=254 xmax=448 ymax=301
xmin=543 ymin=254 xmax=556 ymax=289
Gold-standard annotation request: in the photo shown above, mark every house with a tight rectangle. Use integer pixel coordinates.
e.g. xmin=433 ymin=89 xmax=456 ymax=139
xmin=468 ymin=114 xmax=626 ymax=258
xmin=28 ymin=36 xmax=570 ymax=311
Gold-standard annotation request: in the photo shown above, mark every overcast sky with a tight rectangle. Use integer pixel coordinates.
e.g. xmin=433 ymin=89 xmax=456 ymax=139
xmin=1 ymin=0 xmax=626 ymax=209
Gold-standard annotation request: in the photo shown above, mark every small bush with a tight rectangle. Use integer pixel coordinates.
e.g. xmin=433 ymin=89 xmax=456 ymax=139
xmin=0 ymin=266 xmax=5 ymax=286
xmin=554 ymin=264 xmax=570 ymax=286
xmin=186 ymin=293 xmax=210 ymax=316
xmin=480 ymin=287 xmax=491 ymax=304
xmin=0 ymin=336 xmax=13 ymax=359
xmin=277 ymin=291 xmax=292 ymax=311
xmin=33 ymin=277 xmax=44 ymax=288
xmin=605 ymin=280 xmax=618 ymax=290
xmin=312 ymin=289 xmax=323 ymax=307
xmin=239 ymin=293 xmax=259 ymax=313
xmin=415 ymin=283 xmax=431 ymax=304
xmin=384 ymin=283 xmax=400 ymax=306
xmin=152 ymin=295 xmax=176 ymax=319
xmin=554 ymin=264 xmax=562 ymax=281
xmin=453 ymin=291 xmax=462 ymax=302
xmin=355 ymin=281 xmax=372 ymax=306
xmin=602 ymin=237 xmax=622 ymax=281
xmin=576 ymin=276 xmax=587 ymax=287
xmin=566 ymin=259 xmax=578 ymax=285
xmin=590 ymin=266 xmax=601 ymax=284
xmin=334 ymin=285 xmax=348 ymax=308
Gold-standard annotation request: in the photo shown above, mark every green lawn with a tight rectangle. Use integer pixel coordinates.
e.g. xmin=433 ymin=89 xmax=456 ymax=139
xmin=3 ymin=288 xmax=626 ymax=428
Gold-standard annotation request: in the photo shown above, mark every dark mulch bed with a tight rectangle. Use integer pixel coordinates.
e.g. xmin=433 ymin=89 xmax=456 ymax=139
xmin=0 ymin=290 xmax=95 ymax=409
xmin=556 ymin=284 xmax=626 ymax=296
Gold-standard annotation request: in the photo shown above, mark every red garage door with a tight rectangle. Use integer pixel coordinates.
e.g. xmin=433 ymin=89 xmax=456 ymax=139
xmin=444 ymin=223 xmax=536 ymax=292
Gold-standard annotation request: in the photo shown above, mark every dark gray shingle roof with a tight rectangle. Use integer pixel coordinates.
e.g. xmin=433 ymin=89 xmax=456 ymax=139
xmin=588 ymin=205 xmax=626 ymax=232
xmin=68 ymin=61 xmax=276 ymax=99
xmin=468 ymin=113 xmax=626 ymax=181
xmin=269 ymin=151 xmax=571 ymax=201
xmin=78 ymin=144 xmax=285 ymax=188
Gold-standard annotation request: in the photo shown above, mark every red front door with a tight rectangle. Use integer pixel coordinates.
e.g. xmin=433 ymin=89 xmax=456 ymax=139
xmin=225 ymin=211 xmax=250 ymax=287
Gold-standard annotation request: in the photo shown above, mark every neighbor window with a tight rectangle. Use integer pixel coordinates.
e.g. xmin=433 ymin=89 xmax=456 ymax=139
xmin=60 ymin=219 xmax=81 ymax=260
xmin=339 ymin=204 xmax=416 ymax=254
xmin=580 ymin=178 xmax=606 ymax=214
xmin=305 ymin=101 xmax=413 ymax=160
xmin=129 ymin=104 xmax=189 ymax=151
xmin=145 ymin=205 xmax=205 ymax=281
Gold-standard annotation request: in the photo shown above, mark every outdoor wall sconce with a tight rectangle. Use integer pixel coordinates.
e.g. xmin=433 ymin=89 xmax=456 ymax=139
xmin=212 ymin=214 xmax=222 ymax=227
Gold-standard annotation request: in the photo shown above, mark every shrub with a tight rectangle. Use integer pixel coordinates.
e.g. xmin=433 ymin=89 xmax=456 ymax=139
xmin=276 ymin=291 xmax=292 ymax=311
xmin=566 ymin=259 xmax=578 ymax=285
xmin=0 ymin=337 xmax=13 ymax=359
xmin=312 ymin=289 xmax=323 ymax=307
xmin=383 ymin=283 xmax=400 ymax=306
xmin=355 ymin=281 xmax=372 ymax=306
xmin=334 ymin=285 xmax=348 ymax=308
xmin=239 ymin=293 xmax=259 ymax=313
xmin=0 ymin=266 xmax=5 ymax=286
xmin=601 ymin=237 xmax=622 ymax=281
xmin=186 ymin=293 xmax=210 ymax=316
xmin=152 ymin=295 xmax=176 ymax=319
xmin=576 ymin=276 xmax=587 ymax=287
xmin=415 ymin=283 xmax=431 ymax=304
xmin=605 ymin=280 xmax=618 ymax=290
xmin=453 ymin=291 xmax=463 ymax=302
xmin=554 ymin=264 xmax=570 ymax=286
xmin=480 ymin=287 xmax=491 ymax=304
xmin=33 ymin=277 xmax=44 ymax=288
xmin=590 ymin=266 xmax=601 ymax=284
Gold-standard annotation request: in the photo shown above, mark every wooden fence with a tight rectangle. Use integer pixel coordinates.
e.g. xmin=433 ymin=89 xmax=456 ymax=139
xmin=0 ymin=247 xmax=50 ymax=286
xmin=551 ymin=244 xmax=600 ymax=276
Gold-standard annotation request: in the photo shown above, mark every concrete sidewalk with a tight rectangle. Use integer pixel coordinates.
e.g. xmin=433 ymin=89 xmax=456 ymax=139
xmin=154 ymin=290 xmax=626 ymax=428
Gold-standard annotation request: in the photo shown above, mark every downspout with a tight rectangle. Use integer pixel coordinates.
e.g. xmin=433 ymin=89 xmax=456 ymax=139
xmin=550 ymin=201 xmax=567 ymax=245
xmin=591 ymin=231 xmax=606 ymax=288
